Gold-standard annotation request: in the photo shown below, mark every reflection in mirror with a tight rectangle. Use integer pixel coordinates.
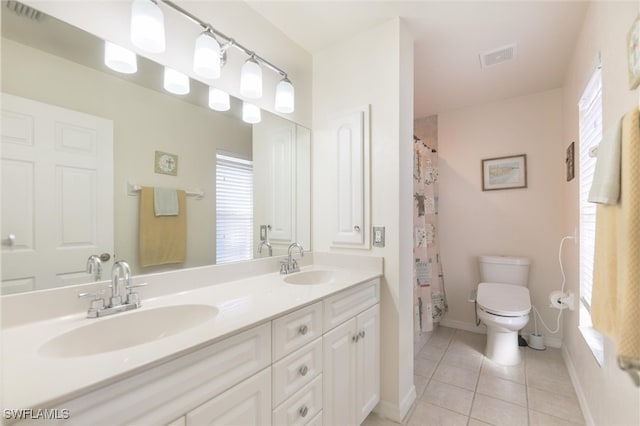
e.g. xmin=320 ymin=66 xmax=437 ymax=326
xmin=0 ymin=4 xmax=310 ymax=295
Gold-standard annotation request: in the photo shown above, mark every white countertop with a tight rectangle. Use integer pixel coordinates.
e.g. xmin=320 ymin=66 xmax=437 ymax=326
xmin=1 ymin=260 xmax=382 ymax=410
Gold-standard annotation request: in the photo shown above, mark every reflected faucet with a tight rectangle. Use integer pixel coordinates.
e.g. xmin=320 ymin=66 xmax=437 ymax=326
xmin=258 ymin=240 xmax=273 ymax=257
xmin=86 ymin=255 xmax=102 ymax=281
xmin=280 ymin=243 xmax=304 ymax=274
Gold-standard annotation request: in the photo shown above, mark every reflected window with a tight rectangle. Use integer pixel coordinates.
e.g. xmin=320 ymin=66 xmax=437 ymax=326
xmin=216 ymin=152 xmax=253 ymax=264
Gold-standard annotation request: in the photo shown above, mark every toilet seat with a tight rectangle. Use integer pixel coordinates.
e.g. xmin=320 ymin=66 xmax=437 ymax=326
xmin=477 ymin=282 xmax=531 ymax=317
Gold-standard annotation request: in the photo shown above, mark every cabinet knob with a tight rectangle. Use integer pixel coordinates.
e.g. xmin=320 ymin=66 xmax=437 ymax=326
xmin=352 ymin=334 xmax=359 ymax=343
xmin=299 ymin=405 xmax=309 ymax=418
xmin=3 ymin=234 xmax=16 ymax=247
xmin=359 ymin=330 xmax=366 ymax=338
xmin=298 ymin=325 xmax=309 ymax=335
xmin=353 ymin=225 xmax=361 ymax=232
xmin=299 ymin=365 xmax=309 ymax=376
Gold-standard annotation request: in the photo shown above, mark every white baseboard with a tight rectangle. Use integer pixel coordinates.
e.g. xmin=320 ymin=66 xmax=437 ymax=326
xmin=562 ymin=346 xmax=594 ymax=426
xmin=439 ymin=318 xmax=486 ymax=334
xmin=374 ymin=385 xmax=416 ymax=423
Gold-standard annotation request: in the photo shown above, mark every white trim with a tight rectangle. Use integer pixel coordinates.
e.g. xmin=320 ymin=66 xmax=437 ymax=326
xmin=373 ymin=385 xmax=416 ymax=423
xmin=439 ymin=319 xmax=563 ymax=348
xmin=562 ymin=345 xmax=594 ymax=426
xmin=439 ymin=318 xmax=487 ymax=334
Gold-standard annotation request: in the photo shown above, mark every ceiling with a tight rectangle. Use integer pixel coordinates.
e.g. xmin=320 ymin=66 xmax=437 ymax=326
xmin=246 ymin=1 xmax=590 ymax=118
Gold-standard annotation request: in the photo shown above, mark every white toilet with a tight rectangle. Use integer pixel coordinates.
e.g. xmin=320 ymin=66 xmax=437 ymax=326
xmin=476 ymin=255 xmax=531 ymax=366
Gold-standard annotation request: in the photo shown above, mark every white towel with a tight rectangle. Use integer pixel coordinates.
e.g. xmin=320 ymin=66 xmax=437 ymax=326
xmin=153 ymin=187 xmax=179 ymax=216
xmin=588 ymin=118 xmax=623 ymax=205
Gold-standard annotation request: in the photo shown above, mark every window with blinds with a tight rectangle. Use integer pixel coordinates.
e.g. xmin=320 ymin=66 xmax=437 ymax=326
xmin=216 ymin=152 xmax=253 ymax=264
xmin=578 ymin=67 xmax=602 ymax=312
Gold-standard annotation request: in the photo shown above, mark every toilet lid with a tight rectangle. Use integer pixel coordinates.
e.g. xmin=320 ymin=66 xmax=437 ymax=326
xmin=477 ymin=282 xmax=531 ymax=316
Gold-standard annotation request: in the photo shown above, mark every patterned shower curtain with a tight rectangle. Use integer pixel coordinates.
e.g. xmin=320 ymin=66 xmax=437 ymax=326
xmin=413 ymin=115 xmax=447 ymax=334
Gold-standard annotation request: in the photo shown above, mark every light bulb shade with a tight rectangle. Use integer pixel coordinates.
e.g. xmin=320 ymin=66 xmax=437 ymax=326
xmin=240 ymin=58 xmax=262 ymax=99
xmin=163 ymin=67 xmax=190 ymax=95
xmin=194 ymin=32 xmax=221 ymax=79
xmin=208 ymin=87 xmax=230 ymax=111
xmin=104 ymin=41 xmax=138 ymax=74
xmin=130 ymin=0 xmax=165 ymax=53
xmin=242 ymin=102 xmax=261 ymax=124
xmin=275 ymin=78 xmax=295 ymax=113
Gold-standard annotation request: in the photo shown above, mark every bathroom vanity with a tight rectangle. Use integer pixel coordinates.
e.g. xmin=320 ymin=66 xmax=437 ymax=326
xmin=1 ymin=253 xmax=382 ymax=425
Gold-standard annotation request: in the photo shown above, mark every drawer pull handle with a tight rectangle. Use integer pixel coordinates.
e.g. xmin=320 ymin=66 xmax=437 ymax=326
xmin=298 ymin=325 xmax=309 ymax=335
xmin=299 ymin=365 xmax=309 ymax=376
xmin=352 ymin=335 xmax=359 ymax=343
xmin=299 ymin=405 xmax=309 ymax=418
xmin=359 ymin=330 xmax=366 ymax=338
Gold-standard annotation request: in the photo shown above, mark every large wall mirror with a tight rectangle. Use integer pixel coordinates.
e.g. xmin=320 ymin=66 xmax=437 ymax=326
xmin=0 ymin=4 xmax=311 ymax=295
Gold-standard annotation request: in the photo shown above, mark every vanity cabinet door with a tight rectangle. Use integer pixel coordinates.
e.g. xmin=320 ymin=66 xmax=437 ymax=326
xmin=186 ymin=368 xmax=272 ymax=426
xmin=328 ymin=106 xmax=370 ymax=248
xmin=356 ymin=304 xmax=380 ymax=425
xmin=323 ymin=318 xmax=357 ymax=426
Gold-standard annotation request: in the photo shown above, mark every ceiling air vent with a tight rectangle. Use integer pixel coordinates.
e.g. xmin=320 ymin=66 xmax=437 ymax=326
xmin=479 ymin=43 xmax=517 ymax=68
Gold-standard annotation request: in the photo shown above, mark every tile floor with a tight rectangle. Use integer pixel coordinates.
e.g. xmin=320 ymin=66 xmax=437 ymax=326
xmin=363 ymin=327 xmax=586 ymax=426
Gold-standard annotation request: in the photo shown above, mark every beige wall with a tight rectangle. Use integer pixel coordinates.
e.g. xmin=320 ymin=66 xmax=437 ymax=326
xmin=560 ymin=1 xmax=640 ymax=424
xmin=2 ymin=39 xmax=252 ymax=274
xmin=437 ymin=89 xmax=565 ymax=345
xmin=312 ymin=18 xmax=415 ymax=421
xmin=24 ymin=0 xmax=312 ymax=128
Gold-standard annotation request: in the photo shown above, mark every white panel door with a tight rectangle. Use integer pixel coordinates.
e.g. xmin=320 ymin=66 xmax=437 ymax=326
xmin=253 ymin=113 xmax=295 ymax=252
xmin=1 ymin=94 xmax=113 ymax=293
xmin=323 ymin=318 xmax=357 ymax=426
xmin=356 ymin=304 xmax=380 ymax=424
xmin=328 ymin=106 xmax=370 ymax=247
xmin=185 ymin=368 xmax=271 ymax=426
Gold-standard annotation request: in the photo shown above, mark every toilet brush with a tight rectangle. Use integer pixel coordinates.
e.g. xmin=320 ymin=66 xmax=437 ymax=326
xmin=528 ymin=310 xmax=546 ymax=350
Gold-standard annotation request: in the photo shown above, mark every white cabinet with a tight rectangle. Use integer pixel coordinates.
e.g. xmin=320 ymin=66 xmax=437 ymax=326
xmin=328 ymin=106 xmax=370 ymax=248
xmin=323 ymin=304 xmax=380 ymax=426
xmin=186 ymin=368 xmax=271 ymax=426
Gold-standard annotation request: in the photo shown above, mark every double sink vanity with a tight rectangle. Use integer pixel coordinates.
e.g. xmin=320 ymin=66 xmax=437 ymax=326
xmin=1 ymin=252 xmax=383 ymax=425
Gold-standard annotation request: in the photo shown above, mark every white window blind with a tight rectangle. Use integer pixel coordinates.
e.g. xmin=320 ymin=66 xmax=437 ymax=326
xmin=216 ymin=152 xmax=253 ymax=264
xmin=578 ymin=67 xmax=602 ymax=312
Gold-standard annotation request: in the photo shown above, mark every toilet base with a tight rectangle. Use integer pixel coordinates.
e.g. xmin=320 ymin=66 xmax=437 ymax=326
xmin=485 ymin=330 xmax=522 ymax=366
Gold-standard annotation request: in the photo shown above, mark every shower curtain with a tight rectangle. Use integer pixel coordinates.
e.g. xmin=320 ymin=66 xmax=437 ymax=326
xmin=413 ymin=116 xmax=447 ymax=334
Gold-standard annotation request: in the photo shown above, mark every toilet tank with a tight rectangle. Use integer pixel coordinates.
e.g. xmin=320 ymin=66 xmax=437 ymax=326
xmin=479 ymin=255 xmax=530 ymax=287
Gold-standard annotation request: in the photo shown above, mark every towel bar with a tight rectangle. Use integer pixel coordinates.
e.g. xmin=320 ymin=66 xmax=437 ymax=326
xmin=127 ymin=183 xmax=204 ymax=200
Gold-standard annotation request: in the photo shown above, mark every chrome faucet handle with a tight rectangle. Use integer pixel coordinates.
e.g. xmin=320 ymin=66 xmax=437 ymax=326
xmin=78 ymin=290 xmax=105 ymax=317
xmin=124 ymin=283 xmax=148 ymax=306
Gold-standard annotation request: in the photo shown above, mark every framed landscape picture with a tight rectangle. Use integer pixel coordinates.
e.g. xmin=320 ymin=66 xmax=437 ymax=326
xmin=482 ymin=154 xmax=527 ymax=191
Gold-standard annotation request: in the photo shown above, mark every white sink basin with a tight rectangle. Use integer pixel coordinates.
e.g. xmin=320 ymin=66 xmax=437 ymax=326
xmin=38 ymin=304 xmax=218 ymax=358
xmin=283 ymin=270 xmax=335 ymax=285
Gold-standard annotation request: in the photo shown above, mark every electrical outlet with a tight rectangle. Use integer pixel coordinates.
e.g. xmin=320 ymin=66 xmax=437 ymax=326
xmin=373 ymin=226 xmax=385 ymax=247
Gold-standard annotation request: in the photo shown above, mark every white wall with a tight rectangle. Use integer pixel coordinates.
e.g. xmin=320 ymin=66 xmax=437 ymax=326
xmin=25 ymin=0 xmax=312 ymax=128
xmin=437 ymin=89 xmax=565 ymax=344
xmin=560 ymin=1 xmax=640 ymax=424
xmin=312 ymin=18 xmax=415 ymax=422
xmin=2 ymin=39 xmax=252 ymax=274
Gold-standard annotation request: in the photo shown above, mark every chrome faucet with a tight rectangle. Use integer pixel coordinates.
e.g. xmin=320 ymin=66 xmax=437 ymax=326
xmin=78 ymin=260 xmax=147 ymax=318
xmin=86 ymin=255 xmax=102 ymax=281
xmin=280 ymin=243 xmax=304 ymax=274
xmin=258 ymin=240 xmax=273 ymax=257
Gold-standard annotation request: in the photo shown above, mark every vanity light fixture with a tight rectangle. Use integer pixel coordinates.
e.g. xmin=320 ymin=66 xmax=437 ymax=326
xmin=163 ymin=67 xmax=190 ymax=95
xmin=240 ymin=55 xmax=263 ymax=99
xmin=275 ymin=77 xmax=295 ymax=113
xmin=130 ymin=0 xmax=295 ymax=113
xmin=104 ymin=41 xmax=138 ymax=74
xmin=208 ymin=87 xmax=230 ymax=111
xmin=242 ymin=102 xmax=261 ymax=124
xmin=193 ymin=30 xmax=221 ymax=79
xmin=130 ymin=0 xmax=165 ymax=53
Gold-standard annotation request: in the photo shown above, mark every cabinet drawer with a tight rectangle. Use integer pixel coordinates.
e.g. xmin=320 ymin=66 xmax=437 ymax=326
xmin=273 ymin=302 xmax=322 ymax=361
xmin=273 ymin=338 xmax=322 ymax=406
xmin=323 ymin=279 xmax=379 ymax=331
xmin=272 ymin=374 xmax=322 ymax=426
xmin=186 ymin=368 xmax=271 ymax=425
